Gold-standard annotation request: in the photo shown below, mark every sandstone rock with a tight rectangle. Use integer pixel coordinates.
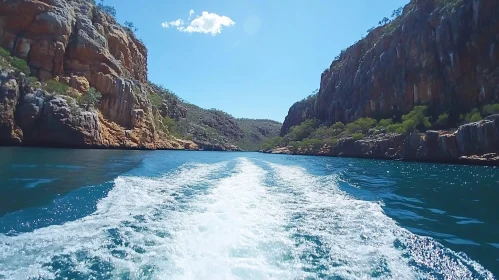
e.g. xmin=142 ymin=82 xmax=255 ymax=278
xmin=282 ymin=0 xmax=499 ymax=134
xmin=456 ymin=118 xmax=499 ymax=155
xmin=0 ymin=72 xmax=21 ymax=144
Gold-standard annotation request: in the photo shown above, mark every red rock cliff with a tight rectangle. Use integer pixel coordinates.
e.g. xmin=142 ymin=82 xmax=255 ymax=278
xmin=0 ymin=0 xmax=196 ymax=149
xmin=282 ymin=0 xmax=499 ymax=135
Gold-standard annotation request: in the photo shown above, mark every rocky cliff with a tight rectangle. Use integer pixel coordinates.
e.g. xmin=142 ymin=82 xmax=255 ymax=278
xmin=267 ymin=115 xmax=499 ymax=165
xmin=0 ymin=0 xmax=280 ymax=150
xmin=0 ymin=0 xmax=184 ymax=149
xmin=282 ymin=0 xmax=499 ymax=135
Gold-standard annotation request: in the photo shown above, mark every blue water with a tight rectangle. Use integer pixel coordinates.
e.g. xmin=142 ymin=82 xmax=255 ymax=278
xmin=0 ymin=147 xmax=498 ymax=279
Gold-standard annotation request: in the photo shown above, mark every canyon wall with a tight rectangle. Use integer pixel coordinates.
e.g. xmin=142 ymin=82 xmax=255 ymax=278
xmin=282 ymin=0 xmax=499 ymax=135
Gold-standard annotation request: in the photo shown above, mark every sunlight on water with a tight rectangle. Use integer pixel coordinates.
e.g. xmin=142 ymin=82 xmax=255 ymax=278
xmin=0 ymin=157 xmax=495 ymax=279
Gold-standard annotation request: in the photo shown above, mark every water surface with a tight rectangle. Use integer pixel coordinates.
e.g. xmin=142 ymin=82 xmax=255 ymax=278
xmin=0 ymin=147 xmax=497 ymax=279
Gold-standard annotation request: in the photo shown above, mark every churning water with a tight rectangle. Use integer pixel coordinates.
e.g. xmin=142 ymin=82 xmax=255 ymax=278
xmin=0 ymin=148 xmax=497 ymax=279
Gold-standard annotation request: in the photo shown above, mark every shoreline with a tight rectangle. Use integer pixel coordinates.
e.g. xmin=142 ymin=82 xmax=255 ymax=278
xmin=0 ymin=144 xmax=253 ymax=152
xmin=2 ymin=144 xmax=497 ymax=166
xmin=259 ymin=150 xmax=499 ymax=167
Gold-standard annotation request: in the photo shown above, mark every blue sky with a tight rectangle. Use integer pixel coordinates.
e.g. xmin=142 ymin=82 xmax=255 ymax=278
xmin=106 ymin=0 xmax=408 ymax=122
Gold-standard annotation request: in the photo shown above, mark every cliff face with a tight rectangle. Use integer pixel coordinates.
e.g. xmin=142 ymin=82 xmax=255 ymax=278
xmin=268 ymin=115 xmax=499 ymax=165
xmin=282 ymin=0 xmax=499 ymax=135
xmin=0 ymin=0 xmax=178 ymax=149
xmin=0 ymin=0 xmax=280 ymax=150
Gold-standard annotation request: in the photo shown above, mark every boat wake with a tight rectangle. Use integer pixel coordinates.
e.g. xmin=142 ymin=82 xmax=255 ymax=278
xmin=0 ymin=158 xmax=495 ymax=279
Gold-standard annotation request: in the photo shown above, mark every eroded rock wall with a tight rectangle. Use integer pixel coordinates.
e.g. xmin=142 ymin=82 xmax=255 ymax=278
xmin=0 ymin=0 xmax=198 ymax=149
xmin=282 ymin=0 xmax=499 ymax=134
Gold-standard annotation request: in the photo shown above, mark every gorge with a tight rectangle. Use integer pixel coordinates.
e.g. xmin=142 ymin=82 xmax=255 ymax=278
xmin=264 ymin=0 xmax=499 ymax=165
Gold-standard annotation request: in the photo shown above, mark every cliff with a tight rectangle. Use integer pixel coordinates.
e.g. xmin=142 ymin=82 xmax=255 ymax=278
xmin=267 ymin=116 xmax=499 ymax=165
xmin=282 ymin=0 xmax=499 ymax=135
xmin=0 ymin=0 xmax=280 ymax=150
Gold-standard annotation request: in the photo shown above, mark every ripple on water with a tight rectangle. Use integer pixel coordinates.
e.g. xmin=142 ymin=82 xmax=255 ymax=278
xmin=0 ymin=158 xmax=495 ymax=279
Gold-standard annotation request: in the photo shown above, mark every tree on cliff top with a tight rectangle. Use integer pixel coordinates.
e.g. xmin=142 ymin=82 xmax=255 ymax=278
xmin=124 ymin=21 xmax=139 ymax=32
xmin=97 ymin=0 xmax=116 ymax=17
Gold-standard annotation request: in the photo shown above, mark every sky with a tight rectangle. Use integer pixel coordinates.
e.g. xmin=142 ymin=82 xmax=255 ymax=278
xmin=106 ymin=0 xmax=409 ymax=122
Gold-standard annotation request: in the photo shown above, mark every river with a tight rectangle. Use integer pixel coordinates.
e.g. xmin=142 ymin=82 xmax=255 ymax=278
xmin=0 ymin=147 xmax=497 ymax=279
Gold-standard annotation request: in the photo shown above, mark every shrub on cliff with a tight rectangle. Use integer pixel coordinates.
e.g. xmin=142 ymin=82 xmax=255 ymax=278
xmin=482 ymin=104 xmax=499 ymax=117
xmin=401 ymin=106 xmax=431 ymax=129
xmin=96 ymin=0 xmax=116 ymax=17
xmin=0 ymin=47 xmax=30 ymax=74
xmin=261 ymin=136 xmax=285 ymax=150
xmin=287 ymin=119 xmax=319 ymax=141
xmin=346 ymin=118 xmax=377 ymax=134
xmin=289 ymin=138 xmax=325 ymax=153
xmin=148 ymin=92 xmax=164 ymax=107
xmin=434 ymin=113 xmax=449 ymax=128
xmin=124 ymin=21 xmax=138 ymax=32
xmin=377 ymin=118 xmax=393 ymax=128
xmin=45 ymin=80 xmax=69 ymax=95
xmin=9 ymin=57 xmax=30 ymax=74
xmin=463 ymin=108 xmax=482 ymax=123
xmin=351 ymin=133 xmax=365 ymax=140
xmin=331 ymin=122 xmax=345 ymax=131
xmin=310 ymin=125 xmax=344 ymax=139
xmin=79 ymin=87 xmax=102 ymax=108
xmin=384 ymin=106 xmax=429 ymax=134
xmin=0 ymin=47 xmax=10 ymax=59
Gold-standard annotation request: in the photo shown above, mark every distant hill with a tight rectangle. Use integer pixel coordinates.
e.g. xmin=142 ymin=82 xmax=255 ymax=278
xmin=152 ymin=84 xmax=281 ymax=151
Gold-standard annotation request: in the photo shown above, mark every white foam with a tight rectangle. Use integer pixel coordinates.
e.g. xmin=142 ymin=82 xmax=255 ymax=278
xmin=161 ymin=158 xmax=301 ymax=279
xmin=267 ymin=162 xmax=495 ymax=279
xmin=0 ymin=161 xmax=228 ymax=279
xmin=0 ymin=157 xmax=495 ymax=280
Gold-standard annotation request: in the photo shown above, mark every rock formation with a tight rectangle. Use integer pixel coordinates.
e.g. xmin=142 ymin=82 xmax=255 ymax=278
xmin=0 ymin=0 xmax=191 ymax=149
xmin=0 ymin=68 xmax=196 ymax=149
xmin=265 ymin=116 xmax=499 ymax=165
xmin=0 ymin=0 xmax=282 ymax=151
xmin=273 ymin=0 xmax=499 ymax=165
xmin=282 ymin=0 xmax=499 ymax=135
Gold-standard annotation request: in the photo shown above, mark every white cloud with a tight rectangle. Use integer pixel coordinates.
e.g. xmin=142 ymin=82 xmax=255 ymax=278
xmin=188 ymin=9 xmax=194 ymax=20
xmin=161 ymin=11 xmax=235 ymax=36
xmin=161 ymin=19 xmax=184 ymax=28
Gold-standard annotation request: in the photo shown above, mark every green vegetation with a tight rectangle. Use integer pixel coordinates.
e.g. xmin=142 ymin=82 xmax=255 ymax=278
xmin=462 ymin=108 xmax=482 ymax=123
xmin=45 ymin=80 xmax=69 ymax=95
xmin=27 ymin=76 xmax=39 ymax=88
xmin=124 ymin=21 xmax=138 ymax=32
xmin=261 ymin=136 xmax=286 ymax=151
xmin=262 ymin=101 xmax=499 ymax=153
xmin=9 ymin=57 xmax=30 ymax=74
xmin=0 ymin=47 xmax=30 ymax=74
xmin=346 ymin=117 xmax=377 ymax=134
xmin=0 ymin=47 xmax=9 ymax=57
xmin=261 ymin=105 xmax=432 ymax=152
xmin=377 ymin=118 xmax=393 ymax=127
xmin=43 ymin=80 xmax=101 ymax=109
xmin=287 ymin=119 xmax=318 ymax=141
xmin=148 ymin=92 xmax=164 ymax=107
xmin=79 ymin=87 xmax=102 ymax=108
xmin=351 ymin=133 xmax=365 ymax=140
xmin=148 ymin=81 xmax=280 ymax=150
xmin=386 ymin=105 xmax=430 ymax=134
xmin=456 ymin=103 xmax=499 ymax=124
xmin=96 ymin=0 xmax=116 ymax=17
xmin=434 ymin=113 xmax=449 ymax=128
xmin=482 ymin=104 xmax=499 ymax=116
